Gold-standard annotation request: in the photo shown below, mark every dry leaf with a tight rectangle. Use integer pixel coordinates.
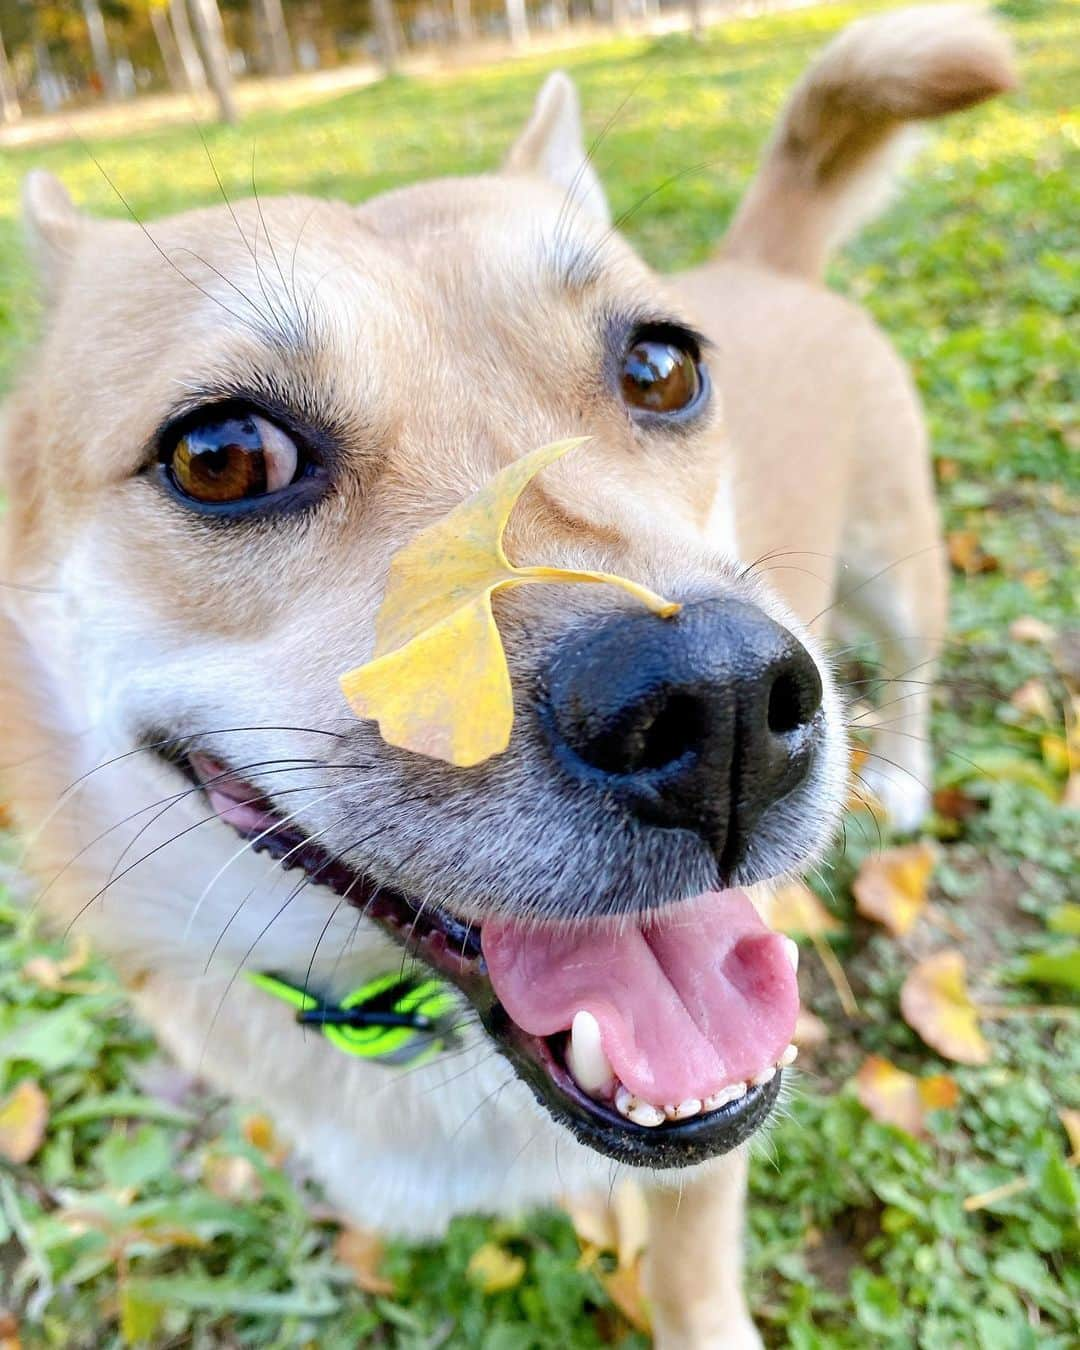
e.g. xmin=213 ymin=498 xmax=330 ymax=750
xmin=793 ymin=1009 xmax=829 ymax=1049
xmin=241 ymin=1113 xmax=288 ymax=1165
xmin=612 ymin=1179 xmax=648 ymax=1271
xmin=766 ymin=881 xmax=841 ymax=938
xmin=932 ymin=787 xmax=980 ymax=823
xmin=947 ymin=530 xmax=998 ymax=576
xmin=466 ymin=1241 xmax=526 ymax=1294
xmin=0 ymin=1309 xmax=21 ymax=1350
xmin=335 ymin=1226 xmax=395 ymax=1295
xmin=1059 ymin=1108 xmax=1080 ymax=1158
xmin=0 ymin=1080 xmax=48 ymax=1164
xmin=202 ymin=1153 xmax=261 ymax=1202
xmin=854 ymin=1055 xmax=958 ymax=1137
xmin=900 ymin=949 xmax=990 ymax=1064
xmin=602 ymin=1257 xmax=652 ymax=1333
xmin=22 ymin=934 xmax=93 ymax=992
xmin=1009 ymin=679 xmax=1055 ymax=722
xmin=1009 ymin=615 xmax=1056 ymax=645
xmin=564 ymin=1192 xmax=616 ymax=1253
xmin=853 ymin=843 xmax=935 ymax=937
xmin=339 ymin=438 xmax=679 ymax=766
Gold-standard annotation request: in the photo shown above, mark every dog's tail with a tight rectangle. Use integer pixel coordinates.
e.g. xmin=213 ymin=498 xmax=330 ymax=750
xmin=720 ymin=5 xmax=1016 ymax=279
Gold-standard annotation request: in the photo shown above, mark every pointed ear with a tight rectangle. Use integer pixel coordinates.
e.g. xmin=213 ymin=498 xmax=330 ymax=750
xmin=22 ymin=171 xmax=84 ymax=300
xmin=503 ymin=72 xmax=610 ymax=225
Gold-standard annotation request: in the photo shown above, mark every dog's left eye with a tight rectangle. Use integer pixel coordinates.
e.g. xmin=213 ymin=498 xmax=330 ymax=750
xmin=166 ymin=413 xmax=299 ymax=504
xmin=619 ymin=330 xmax=704 ymax=417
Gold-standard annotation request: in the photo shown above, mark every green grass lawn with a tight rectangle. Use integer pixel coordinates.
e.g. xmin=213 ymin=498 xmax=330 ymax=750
xmin=1 ymin=1 xmax=1078 ymax=1345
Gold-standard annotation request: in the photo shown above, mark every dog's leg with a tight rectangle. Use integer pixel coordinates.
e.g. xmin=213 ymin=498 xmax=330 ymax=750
xmin=831 ymin=337 xmax=949 ymax=835
xmin=644 ymin=1152 xmax=761 ymax=1350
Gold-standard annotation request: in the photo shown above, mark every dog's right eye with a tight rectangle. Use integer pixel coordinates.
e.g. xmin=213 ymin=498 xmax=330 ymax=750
xmin=165 ymin=413 xmax=300 ymax=505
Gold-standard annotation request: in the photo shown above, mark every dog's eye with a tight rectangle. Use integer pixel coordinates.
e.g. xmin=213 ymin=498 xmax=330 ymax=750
xmin=620 ymin=336 xmax=701 ymax=415
xmin=167 ymin=413 xmax=299 ymax=504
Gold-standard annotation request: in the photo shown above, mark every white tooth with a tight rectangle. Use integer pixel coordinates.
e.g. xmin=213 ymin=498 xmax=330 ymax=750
xmin=672 ymin=1098 xmax=702 ymax=1120
xmin=751 ymin=1065 xmax=776 ymax=1087
xmin=703 ymin=1082 xmax=746 ymax=1111
xmin=779 ymin=1043 xmax=798 ymax=1067
xmin=567 ymin=1011 xmax=615 ymax=1097
xmin=782 ymin=937 xmax=800 ymax=973
xmin=615 ymin=1085 xmax=635 ymax=1118
xmin=627 ymin=1101 xmax=666 ymax=1128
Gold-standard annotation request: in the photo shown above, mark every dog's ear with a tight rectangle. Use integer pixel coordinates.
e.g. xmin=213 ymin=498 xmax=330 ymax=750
xmin=503 ymin=72 xmax=610 ymax=225
xmin=22 ymin=171 xmax=85 ymax=301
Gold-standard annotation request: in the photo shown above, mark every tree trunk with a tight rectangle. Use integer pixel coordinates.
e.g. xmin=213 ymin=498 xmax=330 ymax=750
xmin=609 ymin=0 xmax=629 ymax=32
xmin=688 ymin=0 xmax=704 ymax=40
xmin=0 ymin=26 xmax=20 ymax=123
xmin=253 ymin=0 xmax=294 ymax=76
xmin=505 ymin=0 xmax=528 ymax=47
xmin=170 ymin=0 xmax=208 ymax=93
xmin=187 ymin=0 xmax=237 ymax=123
xmin=149 ymin=4 xmax=187 ymax=91
xmin=452 ymin=0 xmax=474 ymax=43
xmin=81 ymin=0 xmax=118 ymax=99
xmin=371 ymin=0 xmax=402 ymax=74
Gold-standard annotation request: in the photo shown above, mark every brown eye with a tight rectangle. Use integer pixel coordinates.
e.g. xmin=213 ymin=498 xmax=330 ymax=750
xmin=169 ymin=413 xmax=299 ymax=504
xmin=620 ymin=338 xmax=701 ymax=415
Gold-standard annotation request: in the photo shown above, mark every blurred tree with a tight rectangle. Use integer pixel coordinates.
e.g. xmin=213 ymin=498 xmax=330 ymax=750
xmin=252 ymin=0 xmax=293 ymax=75
xmin=688 ymin=0 xmax=703 ymax=40
xmin=187 ymin=0 xmax=236 ymax=120
xmin=0 ymin=22 xmax=19 ymax=122
xmin=371 ymin=0 xmax=401 ymax=72
xmin=81 ymin=0 xmax=118 ymax=97
xmin=505 ymin=0 xmax=526 ymax=46
xmin=452 ymin=0 xmax=473 ymax=43
xmin=170 ymin=0 xmax=208 ymax=93
xmin=146 ymin=0 xmax=188 ymax=89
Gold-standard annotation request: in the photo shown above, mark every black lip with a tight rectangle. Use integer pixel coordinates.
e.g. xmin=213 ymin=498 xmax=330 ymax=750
xmin=178 ymin=751 xmax=783 ymax=1167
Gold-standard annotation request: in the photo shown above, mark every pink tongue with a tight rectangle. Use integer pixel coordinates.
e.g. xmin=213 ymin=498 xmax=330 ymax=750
xmin=482 ymin=890 xmax=799 ymax=1105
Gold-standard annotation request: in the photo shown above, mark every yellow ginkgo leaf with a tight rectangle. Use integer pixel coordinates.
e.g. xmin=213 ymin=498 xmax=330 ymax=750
xmin=765 ymin=880 xmax=842 ymax=939
xmin=900 ymin=949 xmax=990 ymax=1065
xmin=340 ymin=438 xmax=680 ymax=766
xmin=0 ymin=1079 xmax=48 ymax=1164
xmin=853 ymin=843 xmax=936 ymax=938
xmin=466 ymin=1241 xmax=527 ymax=1294
xmin=854 ymin=1054 xmax=958 ymax=1138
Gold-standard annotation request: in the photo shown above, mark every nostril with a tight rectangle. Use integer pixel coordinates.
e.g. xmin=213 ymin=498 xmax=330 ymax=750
xmin=636 ymin=693 xmax=706 ymax=772
xmin=767 ymin=661 xmax=822 ymax=735
xmin=578 ymin=691 xmax=707 ymax=777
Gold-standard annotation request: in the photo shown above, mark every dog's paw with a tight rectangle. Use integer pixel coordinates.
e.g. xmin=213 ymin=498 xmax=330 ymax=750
xmin=860 ymin=762 xmax=931 ymax=835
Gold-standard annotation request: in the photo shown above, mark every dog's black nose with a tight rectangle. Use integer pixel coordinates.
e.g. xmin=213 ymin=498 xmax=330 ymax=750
xmin=543 ymin=597 xmax=824 ymax=870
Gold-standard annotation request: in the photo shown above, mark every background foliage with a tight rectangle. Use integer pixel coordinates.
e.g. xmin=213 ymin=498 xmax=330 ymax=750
xmin=1 ymin=0 xmax=1078 ymax=1345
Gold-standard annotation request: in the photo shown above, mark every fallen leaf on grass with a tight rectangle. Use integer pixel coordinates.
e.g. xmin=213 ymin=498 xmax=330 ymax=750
xmin=466 ymin=1241 xmax=526 ymax=1294
xmin=565 ymin=1179 xmax=647 ymax=1270
xmin=0 ymin=1080 xmax=48 ymax=1164
xmin=1059 ymin=1109 xmax=1080 ymax=1158
xmin=1009 ymin=615 xmax=1056 ymax=645
xmin=947 ymin=530 xmax=998 ymax=576
xmin=766 ymin=881 xmax=841 ymax=938
xmin=900 ymin=950 xmax=990 ymax=1064
xmin=241 ymin=1113 xmax=288 ymax=1165
xmin=22 ymin=934 xmax=95 ymax=993
xmin=1009 ymin=679 xmax=1055 ymax=723
xmin=339 ymin=438 xmax=679 ymax=766
xmin=202 ymin=1153 xmax=262 ymax=1203
xmin=602 ymin=1258 xmax=652 ymax=1334
xmin=854 ymin=1055 xmax=958 ymax=1137
xmin=853 ymin=843 xmax=935 ymax=937
xmin=932 ymin=786 xmax=980 ymax=823
xmin=793 ymin=1009 xmax=829 ymax=1049
xmin=1012 ymin=947 xmax=1080 ymax=993
xmin=335 ymin=1226 xmax=395 ymax=1295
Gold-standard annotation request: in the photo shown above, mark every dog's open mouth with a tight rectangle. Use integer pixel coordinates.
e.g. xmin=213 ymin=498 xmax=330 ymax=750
xmin=187 ymin=750 xmax=799 ymax=1166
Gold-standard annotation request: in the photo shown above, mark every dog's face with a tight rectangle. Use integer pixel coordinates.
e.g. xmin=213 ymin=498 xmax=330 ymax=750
xmin=2 ymin=76 xmax=847 ymax=1167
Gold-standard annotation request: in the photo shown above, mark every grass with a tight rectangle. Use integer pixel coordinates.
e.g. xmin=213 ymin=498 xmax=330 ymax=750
xmin=1 ymin=0 xmax=1078 ymax=1345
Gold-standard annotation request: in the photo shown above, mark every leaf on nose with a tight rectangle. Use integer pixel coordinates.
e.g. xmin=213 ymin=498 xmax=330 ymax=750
xmin=339 ymin=437 xmax=680 ymax=766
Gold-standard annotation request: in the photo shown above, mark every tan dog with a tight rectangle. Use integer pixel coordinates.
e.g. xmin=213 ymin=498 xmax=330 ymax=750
xmin=0 ymin=8 xmax=1012 ymax=1345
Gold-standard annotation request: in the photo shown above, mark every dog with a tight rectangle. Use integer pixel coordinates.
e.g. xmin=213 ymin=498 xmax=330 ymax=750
xmin=0 ymin=7 xmax=1013 ymax=1344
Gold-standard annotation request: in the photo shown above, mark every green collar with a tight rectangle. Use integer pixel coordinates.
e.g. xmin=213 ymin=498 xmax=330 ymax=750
xmin=246 ymin=969 xmax=458 ymax=1066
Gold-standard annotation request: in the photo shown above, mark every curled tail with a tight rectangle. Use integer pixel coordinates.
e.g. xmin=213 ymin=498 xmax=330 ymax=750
xmin=721 ymin=5 xmax=1016 ymax=279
